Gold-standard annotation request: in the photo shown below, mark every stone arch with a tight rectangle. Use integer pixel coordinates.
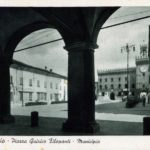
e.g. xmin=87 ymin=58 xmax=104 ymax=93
xmin=1 ymin=7 xmax=127 ymax=133
xmin=92 ymin=7 xmax=119 ymax=44
xmin=5 ymin=21 xmax=65 ymax=61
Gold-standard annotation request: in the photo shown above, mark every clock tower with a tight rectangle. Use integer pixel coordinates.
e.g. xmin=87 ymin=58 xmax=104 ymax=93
xmin=136 ymin=56 xmax=149 ymax=90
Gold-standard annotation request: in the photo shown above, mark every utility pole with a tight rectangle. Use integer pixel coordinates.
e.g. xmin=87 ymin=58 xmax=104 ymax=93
xmin=121 ymin=43 xmax=135 ymax=100
xmin=21 ymin=66 xmax=24 ymax=107
xmin=148 ymin=26 xmax=150 ymax=72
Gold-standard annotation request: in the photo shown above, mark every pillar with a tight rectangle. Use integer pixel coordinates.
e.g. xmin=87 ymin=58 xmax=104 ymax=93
xmin=63 ymin=42 xmax=100 ymax=133
xmin=0 ymin=57 xmax=15 ymax=123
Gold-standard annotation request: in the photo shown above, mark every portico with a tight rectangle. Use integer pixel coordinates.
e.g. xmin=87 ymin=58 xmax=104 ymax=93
xmin=0 ymin=7 xmax=118 ymax=133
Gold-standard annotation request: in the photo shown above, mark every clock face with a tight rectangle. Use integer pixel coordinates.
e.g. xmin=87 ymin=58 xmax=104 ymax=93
xmin=140 ymin=65 xmax=148 ymax=73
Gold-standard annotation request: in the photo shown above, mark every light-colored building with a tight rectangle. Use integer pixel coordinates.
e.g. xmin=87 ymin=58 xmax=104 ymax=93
xmin=97 ymin=52 xmax=150 ymax=98
xmin=10 ymin=60 xmax=67 ymax=105
xmin=97 ymin=67 xmax=136 ymax=96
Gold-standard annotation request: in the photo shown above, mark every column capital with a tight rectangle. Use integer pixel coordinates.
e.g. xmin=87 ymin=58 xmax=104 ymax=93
xmin=64 ymin=41 xmax=98 ymax=51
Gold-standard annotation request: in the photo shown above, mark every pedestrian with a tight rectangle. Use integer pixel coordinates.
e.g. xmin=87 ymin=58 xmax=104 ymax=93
xmin=140 ymin=90 xmax=147 ymax=107
xmin=110 ymin=90 xmax=115 ymax=100
xmin=147 ymin=91 xmax=150 ymax=104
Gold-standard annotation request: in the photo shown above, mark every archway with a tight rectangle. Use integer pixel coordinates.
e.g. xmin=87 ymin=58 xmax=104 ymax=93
xmin=8 ymin=23 xmax=69 ymax=133
xmin=0 ymin=7 xmax=121 ymax=134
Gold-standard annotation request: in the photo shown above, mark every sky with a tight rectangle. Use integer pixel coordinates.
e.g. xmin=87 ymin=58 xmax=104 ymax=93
xmin=95 ymin=7 xmax=150 ymax=72
xmin=14 ymin=7 xmax=150 ymax=80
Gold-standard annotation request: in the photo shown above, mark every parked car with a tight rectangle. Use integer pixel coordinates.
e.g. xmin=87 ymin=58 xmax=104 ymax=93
xmin=125 ymin=95 xmax=140 ymax=108
xmin=122 ymin=95 xmax=136 ymax=102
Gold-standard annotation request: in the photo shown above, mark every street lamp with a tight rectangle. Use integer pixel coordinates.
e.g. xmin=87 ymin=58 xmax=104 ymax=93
xmin=121 ymin=43 xmax=135 ymax=100
xmin=148 ymin=26 xmax=150 ymax=94
xmin=20 ymin=66 xmax=24 ymax=107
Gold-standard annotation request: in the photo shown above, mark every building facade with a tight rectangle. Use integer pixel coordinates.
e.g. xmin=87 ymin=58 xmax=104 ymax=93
xmin=10 ymin=60 xmax=67 ymax=105
xmin=97 ymin=67 xmax=136 ymax=96
xmin=97 ymin=54 xmax=150 ymax=97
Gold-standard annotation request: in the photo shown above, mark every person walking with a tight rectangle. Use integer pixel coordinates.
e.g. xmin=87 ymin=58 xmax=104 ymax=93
xmin=140 ymin=90 xmax=147 ymax=107
xmin=147 ymin=91 xmax=150 ymax=104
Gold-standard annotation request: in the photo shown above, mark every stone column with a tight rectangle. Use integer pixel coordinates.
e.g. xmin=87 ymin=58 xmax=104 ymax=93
xmin=63 ymin=42 xmax=100 ymax=133
xmin=0 ymin=57 xmax=15 ymax=123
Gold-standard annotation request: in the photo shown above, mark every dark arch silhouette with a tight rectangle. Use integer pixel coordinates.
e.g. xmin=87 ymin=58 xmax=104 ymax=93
xmin=5 ymin=21 xmax=65 ymax=61
xmin=93 ymin=7 xmax=119 ymax=43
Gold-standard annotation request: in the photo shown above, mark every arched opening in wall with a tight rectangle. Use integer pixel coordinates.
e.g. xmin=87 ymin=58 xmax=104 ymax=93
xmin=95 ymin=7 xmax=150 ymax=135
xmin=10 ymin=28 xmax=68 ymax=134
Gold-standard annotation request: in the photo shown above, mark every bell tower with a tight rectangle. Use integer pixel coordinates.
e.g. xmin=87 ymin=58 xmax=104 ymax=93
xmin=140 ymin=40 xmax=148 ymax=57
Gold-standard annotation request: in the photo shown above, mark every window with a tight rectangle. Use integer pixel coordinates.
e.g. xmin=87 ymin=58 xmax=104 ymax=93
xmin=50 ymin=82 xmax=53 ymax=89
xmin=118 ymin=77 xmax=121 ymax=82
xmin=50 ymin=94 xmax=53 ymax=100
xmin=118 ymin=84 xmax=121 ymax=89
xmin=111 ymin=78 xmax=113 ymax=82
xmin=19 ymin=92 xmax=23 ymax=101
xmin=41 ymin=93 xmax=44 ymax=100
xmin=105 ymin=78 xmax=107 ymax=82
xmin=99 ymin=85 xmax=102 ymax=90
xmin=99 ymin=78 xmax=102 ymax=83
xmin=132 ymin=92 xmax=135 ymax=96
xmin=143 ymin=84 xmax=145 ymax=88
xmin=37 ymin=80 xmax=40 ymax=87
xmin=44 ymin=81 xmax=47 ymax=88
xmin=118 ymin=91 xmax=121 ymax=96
xmin=44 ymin=93 xmax=47 ymax=100
xmin=20 ymin=77 xmax=23 ymax=85
xmin=132 ymin=84 xmax=135 ymax=88
xmin=37 ymin=92 xmax=40 ymax=101
xmin=143 ymin=73 xmax=145 ymax=77
xmin=125 ymin=84 xmax=128 ymax=88
xmin=111 ymin=84 xmax=114 ymax=89
xmin=29 ymin=79 xmax=32 ymax=86
xmin=56 ymin=83 xmax=58 ymax=89
xmin=105 ymin=84 xmax=107 ymax=90
xmin=29 ymin=93 xmax=32 ymax=101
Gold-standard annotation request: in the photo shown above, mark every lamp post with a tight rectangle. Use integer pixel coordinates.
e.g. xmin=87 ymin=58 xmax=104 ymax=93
xmin=148 ymin=26 xmax=150 ymax=72
xmin=20 ymin=66 xmax=24 ymax=107
xmin=121 ymin=43 xmax=135 ymax=100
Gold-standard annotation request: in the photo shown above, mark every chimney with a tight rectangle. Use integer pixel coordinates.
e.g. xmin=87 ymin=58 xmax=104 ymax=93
xmin=49 ymin=69 xmax=53 ymax=72
xmin=45 ymin=66 xmax=47 ymax=70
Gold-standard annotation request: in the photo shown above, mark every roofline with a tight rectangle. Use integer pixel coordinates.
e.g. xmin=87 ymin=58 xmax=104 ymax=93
xmin=135 ymin=56 xmax=149 ymax=65
xmin=97 ymin=67 xmax=136 ymax=75
xmin=10 ymin=59 xmax=67 ymax=79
